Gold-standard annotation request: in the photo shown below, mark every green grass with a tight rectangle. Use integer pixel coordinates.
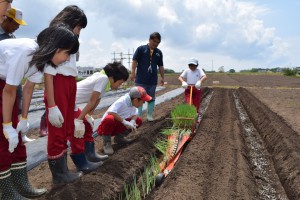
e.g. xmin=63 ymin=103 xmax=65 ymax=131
xmin=171 ymin=104 xmax=197 ymax=128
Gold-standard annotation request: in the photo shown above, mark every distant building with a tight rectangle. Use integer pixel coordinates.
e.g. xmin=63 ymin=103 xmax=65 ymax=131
xmin=296 ymin=67 xmax=300 ymax=75
xmin=78 ymin=66 xmax=94 ymax=78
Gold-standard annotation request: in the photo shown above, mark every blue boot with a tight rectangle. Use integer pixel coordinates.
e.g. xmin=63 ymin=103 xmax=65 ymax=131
xmin=138 ymin=105 xmax=143 ymax=116
xmin=147 ymin=101 xmax=155 ymax=121
xmin=70 ymin=152 xmax=102 ymax=174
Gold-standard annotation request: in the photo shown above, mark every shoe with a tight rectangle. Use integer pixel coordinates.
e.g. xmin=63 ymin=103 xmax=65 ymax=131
xmin=70 ymin=153 xmax=103 ymax=174
xmin=85 ymin=142 xmax=108 ymax=162
xmin=48 ymin=153 xmax=83 ymax=185
xmin=147 ymin=114 xmax=154 ymax=122
xmin=11 ymin=162 xmax=47 ymax=198
xmin=22 ymin=135 xmax=35 ymax=143
xmin=0 ymin=169 xmax=27 ymax=200
xmin=103 ymin=142 xmax=114 ymax=155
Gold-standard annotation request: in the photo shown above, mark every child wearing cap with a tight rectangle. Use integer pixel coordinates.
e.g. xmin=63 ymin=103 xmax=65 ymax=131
xmin=97 ymin=86 xmax=152 ymax=155
xmin=178 ymin=58 xmax=207 ymax=113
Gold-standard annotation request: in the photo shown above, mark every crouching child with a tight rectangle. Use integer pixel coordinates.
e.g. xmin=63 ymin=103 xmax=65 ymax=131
xmin=97 ymin=86 xmax=152 ymax=155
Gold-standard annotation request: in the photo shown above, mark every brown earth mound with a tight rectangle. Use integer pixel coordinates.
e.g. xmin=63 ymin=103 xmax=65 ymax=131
xmin=26 ymin=74 xmax=300 ymax=200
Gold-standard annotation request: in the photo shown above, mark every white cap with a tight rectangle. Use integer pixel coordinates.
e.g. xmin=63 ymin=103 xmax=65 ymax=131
xmin=188 ymin=58 xmax=198 ymax=65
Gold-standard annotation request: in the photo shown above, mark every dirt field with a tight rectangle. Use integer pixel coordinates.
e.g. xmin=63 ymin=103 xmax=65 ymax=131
xmin=26 ymin=73 xmax=300 ymax=200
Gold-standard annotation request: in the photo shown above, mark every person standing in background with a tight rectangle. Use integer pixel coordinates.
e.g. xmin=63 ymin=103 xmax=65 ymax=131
xmin=0 ymin=7 xmax=26 ymax=40
xmin=131 ymin=32 xmax=164 ymax=121
xmin=0 ymin=7 xmax=35 ymax=143
xmin=178 ymin=58 xmax=207 ymax=113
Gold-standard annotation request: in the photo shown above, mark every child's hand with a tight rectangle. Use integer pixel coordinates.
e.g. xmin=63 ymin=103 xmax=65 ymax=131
xmin=48 ymin=106 xmax=64 ymax=127
xmin=122 ymin=119 xmax=136 ymax=130
xmin=85 ymin=115 xmax=94 ymax=129
xmin=74 ymin=119 xmax=85 ymax=138
xmin=195 ymin=81 xmax=201 ymax=89
xmin=182 ymin=81 xmax=188 ymax=89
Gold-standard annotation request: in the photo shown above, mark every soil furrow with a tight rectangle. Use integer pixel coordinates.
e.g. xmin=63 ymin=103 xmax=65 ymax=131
xmin=238 ymin=88 xmax=300 ymax=200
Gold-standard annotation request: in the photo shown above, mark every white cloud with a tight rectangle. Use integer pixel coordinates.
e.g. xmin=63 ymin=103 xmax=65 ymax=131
xmin=12 ymin=0 xmax=299 ymax=72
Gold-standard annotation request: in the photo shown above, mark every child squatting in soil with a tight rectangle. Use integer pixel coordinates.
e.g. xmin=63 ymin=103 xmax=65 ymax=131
xmin=97 ymin=86 xmax=152 ymax=155
xmin=178 ymin=58 xmax=207 ymax=113
xmin=0 ymin=24 xmax=79 ymax=199
xmin=39 ymin=61 xmax=129 ymax=164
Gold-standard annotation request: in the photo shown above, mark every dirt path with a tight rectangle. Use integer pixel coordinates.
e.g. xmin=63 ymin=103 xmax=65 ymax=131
xmin=25 ymin=74 xmax=300 ymax=200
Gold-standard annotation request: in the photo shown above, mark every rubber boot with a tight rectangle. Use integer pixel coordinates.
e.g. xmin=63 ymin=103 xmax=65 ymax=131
xmin=138 ymin=105 xmax=143 ymax=116
xmin=11 ymin=162 xmax=47 ymax=198
xmin=70 ymin=152 xmax=103 ymax=174
xmin=39 ymin=112 xmax=48 ymax=137
xmin=0 ymin=169 xmax=27 ymax=200
xmin=85 ymin=142 xmax=108 ymax=162
xmin=48 ymin=153 xmax=83 ymax=185
xmin=147 ymin=100 xmax=155 ymax=121
xmin=103 ymin=135 xmax=114 ymax=155
xmin=22 ymin=135 xmax=35 ymax=143
xmin=114 ymin=132 xmax=135 ymax=144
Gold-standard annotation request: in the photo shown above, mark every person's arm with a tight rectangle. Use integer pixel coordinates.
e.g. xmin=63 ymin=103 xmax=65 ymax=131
xmin=77 ymin=91 xmax=101 ymax=120
xmin=131 ymin=60 xmax=138 ymax=81
xmin=178 ymin=76 xmax=186 ymax=83
xmin=21 ymin=80 xmax=35 ymax=119
xmin=159 ymin=65 xmax=164 ymax=86
xmin=44 ymin=73 xmax=55 ymax=107
xmin=107 ymin=112 xmax=123 ymax=123
xmin=199 ymin=74 xmax=207 ymax=83
xmin=44 ymin=73 xmax=64 ymax=127
xmin=2 ymin=84 xmax=17 ymax=123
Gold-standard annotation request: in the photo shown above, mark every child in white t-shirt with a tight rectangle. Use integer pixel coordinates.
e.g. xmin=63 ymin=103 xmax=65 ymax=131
xmin=178 ymin=58 xmax=207 ymax=112
xmin=97 ymin=86 xmax=152 ymax=155
xmin=0 ymin=24 xmax=78 ymax=199
xmin=40 ymin=62 xmax=129 ymax=161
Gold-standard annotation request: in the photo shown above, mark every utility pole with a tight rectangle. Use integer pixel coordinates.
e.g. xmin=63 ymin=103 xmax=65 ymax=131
xmin=123 ymin=49 xmax=133 ymax=69
xmin=212 ymin=59 xmax=214 ymax=72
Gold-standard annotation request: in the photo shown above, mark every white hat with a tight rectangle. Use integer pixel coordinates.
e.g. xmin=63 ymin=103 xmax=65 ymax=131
xmin=188 ymin=58 xmax=198 ymax=65
xmin=7 ymin=7 xmax=27 ymax=25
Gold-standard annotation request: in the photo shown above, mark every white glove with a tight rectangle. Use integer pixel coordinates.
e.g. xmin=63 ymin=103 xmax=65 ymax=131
xmin=48 ymin=106 xmax=64 ymax=128
xmin=122 ymin=119 xmax=135 ymax=130
xmin=3 ymin=123 xmax=19 ymax=153
xmin=85 ymin=115 xmax=94 ymax=129
xmin=130 ymin=119 xmax=137 ymax=132
xmin=74 ymin=119 xmax=85 ymax=138
xmin=16 ymin=118 xmax=29 ymax=135
xmin=130 ymin=119 xmax=137 ymax=127
xmin=182 ymin=81 xmax=188 ymax=89
xmin=195 ymin=81 xmax=201 ymax=89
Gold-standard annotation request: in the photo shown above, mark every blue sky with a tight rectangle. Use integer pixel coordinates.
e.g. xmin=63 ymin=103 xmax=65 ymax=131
xmin=12 ymin=0 xmax=300 ymax=72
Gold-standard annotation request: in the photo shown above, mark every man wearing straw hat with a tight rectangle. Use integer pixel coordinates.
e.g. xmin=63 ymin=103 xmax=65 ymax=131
xmin=0 ymin=7 xmax=26 ymax=40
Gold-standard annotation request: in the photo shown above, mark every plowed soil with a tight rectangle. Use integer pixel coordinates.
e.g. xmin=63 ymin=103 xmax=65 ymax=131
xmin=27 ymin=74 xmax=300 ymax=200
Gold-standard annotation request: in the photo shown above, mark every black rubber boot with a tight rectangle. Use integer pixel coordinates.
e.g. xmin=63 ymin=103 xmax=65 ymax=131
xmin=48 ymin=153 xmax=83 ymax=185
xmin=0 ymin=169 xmax=27 ymax=200
xmin=85 ymin=142 xmax=108 ymax=162
xmin=11 ymin=162 xmax=47 ymax=198
xmin=70 ymin=152 xmax=103 ymax=174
